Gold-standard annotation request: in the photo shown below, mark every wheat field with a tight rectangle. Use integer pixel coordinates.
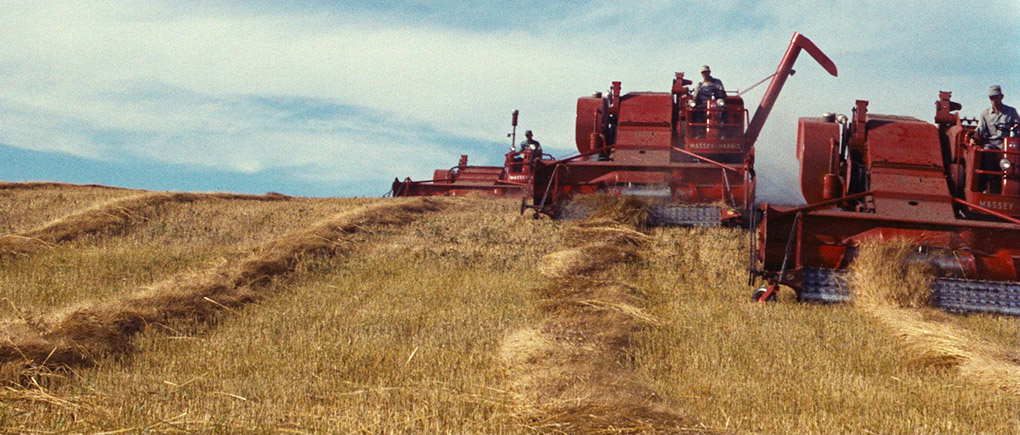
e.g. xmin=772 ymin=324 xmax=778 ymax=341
xmin=1 ymin=183 xmax=1018 ymax=434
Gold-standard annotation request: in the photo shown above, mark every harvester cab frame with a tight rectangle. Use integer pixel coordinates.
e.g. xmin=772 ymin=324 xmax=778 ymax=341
xmin=751 ymin=91 xmax=1020 ymax=316
xmin=960 ymin=120 xmax=1020 ymax=198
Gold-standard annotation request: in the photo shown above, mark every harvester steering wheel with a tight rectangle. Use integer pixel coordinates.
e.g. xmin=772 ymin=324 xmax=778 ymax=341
xmin=995 ymin=121 xmax=1020 ymax=135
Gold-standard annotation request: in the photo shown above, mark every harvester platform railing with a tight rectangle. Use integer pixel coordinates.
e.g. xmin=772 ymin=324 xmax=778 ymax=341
xmin=964 ymin=147 xmax=1020 ymax=185
xmin=771 ymin=190 xmax=874 ymax=217
xmin=684 ymin=107 xmax=748 ymax=141
xmin=544 ymin=145 xmax=616 ymax=166
xmin=953 ymin=197 xmax=1020 ymax=225
xmin=668 ymin=146 xmax=743 ymax=174
xmin=969 ymin=147 xmax=1020 ymax=167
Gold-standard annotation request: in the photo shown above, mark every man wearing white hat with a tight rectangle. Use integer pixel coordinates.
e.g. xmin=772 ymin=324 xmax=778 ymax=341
xmin=690 ymin=66 xmax=726 ymax=137
xmin=692 ymin=65 xmax=725 ymax=105
xmin=975 ymin=85 xmax=1019 ymax=193
xmin=976 ymin=85 xmax=1019 ymax=150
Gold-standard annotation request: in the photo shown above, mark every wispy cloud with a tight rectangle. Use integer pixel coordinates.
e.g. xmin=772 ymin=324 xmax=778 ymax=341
xmin=0 ymin=1 xmax=1017 ymax=200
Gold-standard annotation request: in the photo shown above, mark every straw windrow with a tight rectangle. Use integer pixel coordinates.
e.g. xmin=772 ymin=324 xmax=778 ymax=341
xmin=0 ymin=198 xmax=443 ymax=380
xmin=0 ymin=191 xmax=291 ymax=256
xmin=0 ymin=182 xmax=129 ymax=191
xmin=502 ymin=213 xmax=705 ymax=434
xmin=849 ymin=240 xmax=1020 ymax=394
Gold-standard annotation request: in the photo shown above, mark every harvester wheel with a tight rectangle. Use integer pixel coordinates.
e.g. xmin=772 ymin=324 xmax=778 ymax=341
xmin=751 ymin=287 xmax=777 ymax=302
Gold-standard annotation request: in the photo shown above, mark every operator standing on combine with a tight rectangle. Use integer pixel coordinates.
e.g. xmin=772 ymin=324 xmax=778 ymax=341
xmin=976 ymin=85 xmax=1019 ymax=148
xmin=975 ymin=85 xmax=1020 ymax=193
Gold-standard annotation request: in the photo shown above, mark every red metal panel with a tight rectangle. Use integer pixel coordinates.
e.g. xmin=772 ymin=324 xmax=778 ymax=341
xmin=617 ymin=93 xmax=672 ymax=126
xmin=616 ymin=93 xmax=672 ymax=148
xmin=964 ymin=191 xmax=1020 ymax=215
xmin=614 ymin=130 xmax=673 ymax=148
xmin=575 ymin=96 xmax=607 ymax=154
xmin=797 ymin=118 xmax=840 ymax=204
xmin=866 ymin=115 xmax=943 ymax=168
xmin=759 ymin=205 xmax=1020 ymax=289
xmin=454 ymin=167 xmax=504 ymax=182
xmin=612 ymin=146 xmax=672 ymax=165
xmin=869 ymin=168 xmax=956 ymax=221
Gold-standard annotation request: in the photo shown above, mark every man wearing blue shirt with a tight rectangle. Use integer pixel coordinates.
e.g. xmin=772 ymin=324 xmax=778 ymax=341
xmin=976 ymin=85 xmax=1019 ymax=150
xmin=692 ymin=65 xmax=725 ymax=105
xmin=976 ymin=85 xmax=1019 ymax=193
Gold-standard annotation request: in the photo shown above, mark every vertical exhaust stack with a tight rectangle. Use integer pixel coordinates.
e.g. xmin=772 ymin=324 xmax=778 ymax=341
xmin=509 ymin=109 xmax=519 ymax=151
xmin=745 ymin=32 xmax=839 ymax=150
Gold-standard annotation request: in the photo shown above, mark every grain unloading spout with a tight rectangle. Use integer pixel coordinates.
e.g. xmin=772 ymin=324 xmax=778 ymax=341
xmin=745 ymin=32 xmax=838 ymax=149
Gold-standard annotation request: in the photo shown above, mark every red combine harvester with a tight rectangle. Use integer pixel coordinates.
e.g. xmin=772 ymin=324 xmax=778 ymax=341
xmin=752 ymin=92 xmax=1020 ymax=316
xmin=390 ymin=110 xmax=549 ymax=197
xmin=526 ymin=32 xmax=837 ymax=226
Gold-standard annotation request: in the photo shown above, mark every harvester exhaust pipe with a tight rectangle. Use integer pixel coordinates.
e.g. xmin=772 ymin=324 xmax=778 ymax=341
xmin=508 ymin=109 xmax=519 ymax=151
xmin=745 ymin=32 xmax=839 ymax=149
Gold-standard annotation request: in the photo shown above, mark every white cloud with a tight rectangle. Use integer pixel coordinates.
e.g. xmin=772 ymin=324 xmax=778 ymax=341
xmin=0 ymin=1 xmax=1017 ymax=199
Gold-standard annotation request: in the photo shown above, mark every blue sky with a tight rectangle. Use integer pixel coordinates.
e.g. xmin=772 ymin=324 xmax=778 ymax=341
xmin=1 ymin=1 xmax=1018 ymax=201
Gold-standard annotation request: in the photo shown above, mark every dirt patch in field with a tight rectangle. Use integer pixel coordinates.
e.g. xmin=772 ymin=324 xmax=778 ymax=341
xmin=0 ymin=191 xmax=291 ymax=256
xmin=0 ymin=198 xmax=443 ymax=381
xmin=502 ymin=219 xmax=707 ymax=434
xmin=850 ymin=240 xmax=1020 ymax=395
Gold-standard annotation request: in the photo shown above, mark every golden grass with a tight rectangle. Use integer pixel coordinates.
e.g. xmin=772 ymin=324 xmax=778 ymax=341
xmin=630 ymin=227 xmax=1020 ymax=434
xmin=504 ymin=215 xmax=705 ymax=434
xmin=0 ymin=198 xmax=442 ymax=379
xmin=0 ymin=194 xmax=366 ymax=320
xmin=579 ymin=194 xmax=652 ymax=228
xmin=0 ymin=183 xmax=141 ymax=235
xmin=849 ymin=240 xmax=1020 ymax=394
xmin=1 ymin=195 xmax=555 ymax=433
xmin=0 ymin=184 xmax=1018 ymax=433
xmin=0 ymin=191 xmax=290 ymax=256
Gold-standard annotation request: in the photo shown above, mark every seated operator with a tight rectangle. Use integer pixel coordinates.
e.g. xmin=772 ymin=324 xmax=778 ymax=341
xmin=975 ymin=85 xmax=1020 ymax=193
xmin=518 ymin=130 xmax=543 ymax=158
xmin=691 ymin=65 xmax=726 ymax=137
xmin=693 ymin=65 xmax=726 ymax=105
